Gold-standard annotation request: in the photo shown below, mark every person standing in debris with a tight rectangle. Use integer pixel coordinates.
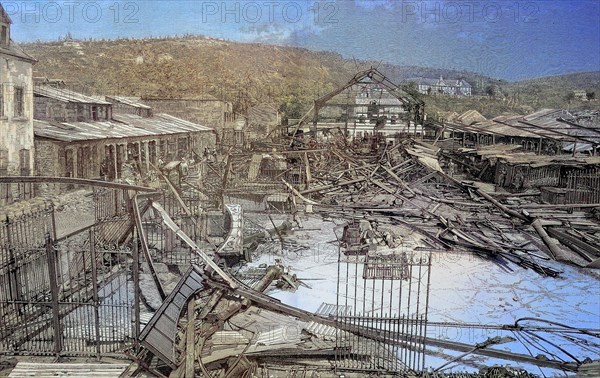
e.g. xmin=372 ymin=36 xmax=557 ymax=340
xmin=498 ymin=166 xmax=507 ymax=187
xmin=514 ymin=170 xmax=525 ymax=191
xmin=99 ymin=158 xmax=109 ymax=181
xmin=447 ymin=160 xmax=455 ymax=176
xmin=178 ymin=158 xmax=189 ymax=186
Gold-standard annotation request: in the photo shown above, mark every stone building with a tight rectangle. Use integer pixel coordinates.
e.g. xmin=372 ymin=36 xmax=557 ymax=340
xmin=1 ymin=3 xmax=36 ymax=204
xmin=142 ymin=95 xmax=234 ymax=137
xmin=33 ymin=87 xmax=216 ymax=181
xmin=0 ymin=3 xmax=36 ymax=177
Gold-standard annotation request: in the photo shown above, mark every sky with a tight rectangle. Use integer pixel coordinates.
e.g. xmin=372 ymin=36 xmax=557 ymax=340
xmin=3 ymin=0 xmax=600 ymax=81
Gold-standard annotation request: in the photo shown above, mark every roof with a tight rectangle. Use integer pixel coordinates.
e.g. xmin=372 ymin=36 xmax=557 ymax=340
xmin=248 ymin=103 xmax=279 ymax=124
xmin=34 ymin=86 xmax=112 ymax=105
xmin=0 ymin=6 xmax=36 ymax=63
xmin=1 ymin=3 xmax=12 ymax=24
xmin=522 ymin=108 xmax=563 ymax=121
xmin=34 ymin=113 xmax=213 ymax=142
xmin=445 ymin=109 xmax=600 ymax=144
xmin=0 ymin=38 xmax=36 ymax=63
xmin=33 ymin=77 xmax=66 ymax=86
xmin=455 ymin=109 xmax=486 ymax=125
xmin=106 ymin=95 xmax=152 ymax=109
xmin=406 ymin=77 xmax=471 ymax=88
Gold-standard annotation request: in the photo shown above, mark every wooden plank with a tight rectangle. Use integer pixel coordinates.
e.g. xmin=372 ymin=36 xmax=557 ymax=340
xmin=185 ymin=299 xmax=196 ymax=378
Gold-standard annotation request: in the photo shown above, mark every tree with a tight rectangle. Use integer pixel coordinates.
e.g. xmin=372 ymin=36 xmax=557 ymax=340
xmin=485 ymin=85 xmax=497 ymax=98
xmin=586 ymin=91 xmax=596 ymax=100
xmin=565 ymin=91 xmax=575 ymax=105
xmin=279 ymin=94 xmax=311 ymax=120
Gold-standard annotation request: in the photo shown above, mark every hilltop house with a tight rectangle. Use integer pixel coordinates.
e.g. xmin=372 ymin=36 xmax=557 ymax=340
xmin=408 ymin=76 xmax=472 ymax=96
xmin=0 ymin=3 xmax=36 ymax=204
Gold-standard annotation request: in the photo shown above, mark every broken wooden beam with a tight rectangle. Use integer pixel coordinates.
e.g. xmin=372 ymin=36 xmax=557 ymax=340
xmin=531 ymin=219 xmax=561 ymax=260
xmin=299 ymin=177 xmax=367 ymax=195
xmin=476 ymin=189 xmax=529 ymax=222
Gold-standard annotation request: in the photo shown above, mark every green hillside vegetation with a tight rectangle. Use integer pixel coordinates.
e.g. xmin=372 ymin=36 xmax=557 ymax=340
xmin=22 ymin=35 xmax=599 ymax=120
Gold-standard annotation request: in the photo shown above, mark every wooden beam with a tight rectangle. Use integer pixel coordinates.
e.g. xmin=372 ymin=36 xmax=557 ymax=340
xmin=185 ymin=299 xmax=196 ymax=378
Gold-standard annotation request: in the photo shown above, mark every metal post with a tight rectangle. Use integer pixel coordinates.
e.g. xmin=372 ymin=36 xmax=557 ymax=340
xmin=133 ymin=228 xmax=141 ymax=352
xmin=89 ymin=228 xmax=102 ymax=359
xmin=46 ymin=233 xmax=63 ymax=356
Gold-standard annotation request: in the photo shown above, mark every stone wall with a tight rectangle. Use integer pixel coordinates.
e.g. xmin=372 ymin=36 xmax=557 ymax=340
xmin=142 ymin=98 xmax=232 ymax=134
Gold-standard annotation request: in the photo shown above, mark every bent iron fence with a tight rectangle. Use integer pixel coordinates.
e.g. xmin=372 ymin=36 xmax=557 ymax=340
xmin=0 ymin=225 xmax=135 ymax=357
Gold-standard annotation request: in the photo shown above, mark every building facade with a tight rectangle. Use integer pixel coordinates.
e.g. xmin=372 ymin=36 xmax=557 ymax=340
xmin=408 ymin=76 xmax=472 ymax=96
xmin=0 ymin=4 xmax=36 ymax=177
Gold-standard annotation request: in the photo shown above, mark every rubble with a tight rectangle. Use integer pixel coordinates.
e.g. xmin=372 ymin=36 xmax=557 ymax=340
xmin=1 ymin=67 xmax=599 ymax=377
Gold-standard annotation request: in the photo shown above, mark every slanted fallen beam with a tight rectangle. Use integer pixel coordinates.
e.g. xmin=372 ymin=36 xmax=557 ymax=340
xmin=531 ymin=219 xmax=561 ymax=260
xmin=133 ymin=195 xmax=167 ymax=300
xmin=205 ymin=278 xmax=579 ymax=372
xmin=476 ymin=189 xmax=529 ymax=222
xmin=151 ymin=202 xmax=238 ymax=289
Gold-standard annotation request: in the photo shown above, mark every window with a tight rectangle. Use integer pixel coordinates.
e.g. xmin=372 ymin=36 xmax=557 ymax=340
xmin=1 ymin=25 xmax=7 ymax=47
xmin=91 ymin=106 xmax=98 ymax=120
xmin=14 ymin=87 xmax=24 ymax=117
xmin=19 ymin=150 xmax=31 ymax=176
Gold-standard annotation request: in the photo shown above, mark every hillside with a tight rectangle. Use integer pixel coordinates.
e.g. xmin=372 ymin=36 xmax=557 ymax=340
xmin=21 ymin=36 xmax=599 ymax=119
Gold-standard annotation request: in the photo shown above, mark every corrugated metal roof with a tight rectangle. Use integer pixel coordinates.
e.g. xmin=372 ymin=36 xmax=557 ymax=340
xmin=34 ymin=86 xmax=112 ymax=105
xmin=139 ymin=265 xmax=204 ymax=369
xmin=456 ymin=109 xmax=486 ymax=125
xmin=34 ymin=113 xmax=213 ymax=142
xmin=522 ymin=108 xmax=564 ymax=121
xmin=448 ymin=111 xmax=600 ymax=143
xmin=106 ymin=95 xmax=152 ymax=109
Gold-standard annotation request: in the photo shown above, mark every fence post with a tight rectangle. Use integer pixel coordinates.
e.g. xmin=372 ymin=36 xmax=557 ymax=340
xmin=45 ymin=233 xmax=63 ymax=356
xmin=6 ymin=217 xmax=23 ymax=314
xmin=89 ymin=228 xmax=102 ymax=359
xmin=133 ymin=228 xmax=141 ymax=353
